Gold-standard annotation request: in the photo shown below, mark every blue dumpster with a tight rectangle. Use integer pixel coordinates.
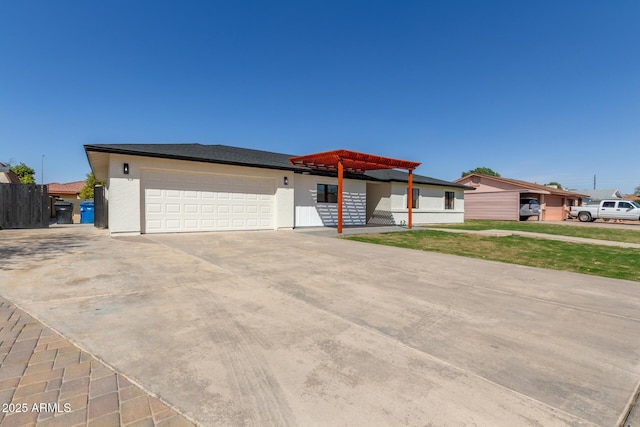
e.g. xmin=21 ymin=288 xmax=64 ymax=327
xmin=80 ymin=201 xmax=95 ymax=224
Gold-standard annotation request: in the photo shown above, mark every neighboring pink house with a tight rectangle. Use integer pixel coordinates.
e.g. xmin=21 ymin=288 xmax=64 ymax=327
xmin=454 ymin=174 xmax=585 ymax=221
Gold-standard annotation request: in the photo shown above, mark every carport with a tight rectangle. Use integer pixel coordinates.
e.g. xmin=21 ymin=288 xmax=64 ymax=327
xmin=289 ymin=150 xmax=421 ymax=233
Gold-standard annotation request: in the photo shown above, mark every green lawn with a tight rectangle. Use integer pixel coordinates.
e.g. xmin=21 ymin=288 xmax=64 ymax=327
xmin=346 ymin=230 xmax=640 ymax=282
xmin=429 ymin=220 xmax=640 ymax=244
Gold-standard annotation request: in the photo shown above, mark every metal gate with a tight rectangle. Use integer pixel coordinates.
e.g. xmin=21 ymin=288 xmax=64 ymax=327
xmin=93 ymin=186 xmax=108 ymax=229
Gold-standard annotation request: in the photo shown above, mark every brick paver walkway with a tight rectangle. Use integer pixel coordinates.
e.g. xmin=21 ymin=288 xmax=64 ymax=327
xmin=0 ymin=298 xmax=197 ymax=427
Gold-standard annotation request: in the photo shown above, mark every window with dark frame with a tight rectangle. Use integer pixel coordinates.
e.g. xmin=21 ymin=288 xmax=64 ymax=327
xmin=445 ymin=191 xmax=455 ymax=209
xmin=317 ymin=184 xmax=338 ymax=203
xmin=407 ymin=188 xmax=419 ymax=209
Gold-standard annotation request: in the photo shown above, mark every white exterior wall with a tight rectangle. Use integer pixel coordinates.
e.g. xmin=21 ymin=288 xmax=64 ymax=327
xmin=366 ymin=183 xmax=393 ymax=225
xmin=106 ymin=154 xmax=294 ymax=235
xmin=293 ymin=174 xmax=367 ymax=227
xmin=108 ymin=155 xmax=141 ymax=235
xmin=388 ymin=182 xmax=465 ymax=224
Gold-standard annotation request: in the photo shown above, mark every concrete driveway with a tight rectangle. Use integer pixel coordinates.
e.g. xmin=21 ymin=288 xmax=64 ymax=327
xmin=1 ymin=226 xmax=640 ymax=426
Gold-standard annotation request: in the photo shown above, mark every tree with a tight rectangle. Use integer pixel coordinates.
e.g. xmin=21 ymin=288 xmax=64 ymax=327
xmin=461 ymin=167 xmax=501 ymax=178
xmin=7 ymin=162 xmax=36 ymax=184
xmin=79 ymin=172 xmax=103 ymax=200
xmin=545 ymin=181 xmax=563 ymax=190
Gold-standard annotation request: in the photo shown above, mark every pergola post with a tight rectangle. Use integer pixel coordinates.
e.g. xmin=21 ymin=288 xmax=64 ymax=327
xmin=408 ymin=170 xmax=413 ymax=229
xmin=338 ymin=158 xmax=343 ymax=234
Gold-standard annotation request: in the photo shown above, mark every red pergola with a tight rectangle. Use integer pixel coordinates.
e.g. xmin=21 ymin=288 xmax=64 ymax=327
xmin=290 ymin=150 xmax=421 ymax=233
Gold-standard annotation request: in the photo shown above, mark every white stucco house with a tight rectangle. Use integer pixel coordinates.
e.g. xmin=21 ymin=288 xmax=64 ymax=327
xmin=84 ymin=144 xmax=469 ymax=235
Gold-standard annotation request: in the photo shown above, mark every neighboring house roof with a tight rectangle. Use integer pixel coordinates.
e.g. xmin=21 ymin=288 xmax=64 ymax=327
xmin=623 ymin=194 xmax=640 ymax=201
xmin=455 ymin=173 xmax=587 ymax=197
xmin=47 ymin=181 xmax=86 ymax=195
xmin=575 ymin=189 xmax=622 ymax=200
xmin=85 ymin=143 xmax=470 ymax=189
xmin=0 ymin=163 xmax=21 ymax=184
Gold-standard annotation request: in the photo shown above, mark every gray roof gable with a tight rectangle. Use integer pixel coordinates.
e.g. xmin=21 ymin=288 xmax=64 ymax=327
xmin=84 ymin=143 xmax=468 ymax=189
xmin=576 ymin=189 xmax=622 ymax=200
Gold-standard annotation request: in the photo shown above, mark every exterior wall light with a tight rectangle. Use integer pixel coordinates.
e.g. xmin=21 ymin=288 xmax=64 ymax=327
xmin=284 ymin=176 xmax=288 ymax=185
xmin=123 ymin=163 xmax=129 ymax=175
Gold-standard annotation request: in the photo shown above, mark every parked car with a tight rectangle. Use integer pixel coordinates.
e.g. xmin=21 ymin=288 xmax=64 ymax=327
xmin=519 ymin=198 xmax=540 ymax=221
xmin=569 ymin=200 xmax=640 ymax=222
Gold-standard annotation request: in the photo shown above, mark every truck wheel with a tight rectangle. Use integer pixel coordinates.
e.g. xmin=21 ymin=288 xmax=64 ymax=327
xmin=578 ymin=212 xmax=592 ymax=222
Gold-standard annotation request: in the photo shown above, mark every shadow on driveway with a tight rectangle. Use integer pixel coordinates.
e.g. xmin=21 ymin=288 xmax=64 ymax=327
xmin=0 ymin=229 xmax=90 ymax=270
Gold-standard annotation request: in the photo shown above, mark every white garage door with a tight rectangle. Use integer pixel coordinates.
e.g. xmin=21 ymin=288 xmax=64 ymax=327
xmin=143 ymin=170 xmax=275 ymax=233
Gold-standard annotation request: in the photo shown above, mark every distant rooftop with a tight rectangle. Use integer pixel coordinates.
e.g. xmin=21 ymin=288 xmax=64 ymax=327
xmin=47 ymin=181 xmax=86 ymax=195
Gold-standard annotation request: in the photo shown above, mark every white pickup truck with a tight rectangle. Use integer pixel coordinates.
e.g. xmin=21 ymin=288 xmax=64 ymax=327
xmin=569 ymin=199 xmax=640 ymax=222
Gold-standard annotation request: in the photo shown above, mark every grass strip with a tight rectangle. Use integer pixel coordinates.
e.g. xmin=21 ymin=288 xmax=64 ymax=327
xmin=346 ymin=230 xmax=640 ymax=282
xmin=429 ymin=220 xmax=640 ymax=244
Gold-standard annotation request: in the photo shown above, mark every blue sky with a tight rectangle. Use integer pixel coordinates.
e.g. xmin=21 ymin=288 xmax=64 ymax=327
xmin=1 ymin=1 xmax=638 ymax=193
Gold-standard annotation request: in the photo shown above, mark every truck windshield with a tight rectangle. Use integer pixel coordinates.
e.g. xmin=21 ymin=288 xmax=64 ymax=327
xmin=633 ymin=201 xmax=640 ymax=209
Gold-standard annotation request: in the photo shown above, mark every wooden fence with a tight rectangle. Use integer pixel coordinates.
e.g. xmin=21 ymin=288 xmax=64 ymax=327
xmin=0 ymin=183 xmax=50 ymax=229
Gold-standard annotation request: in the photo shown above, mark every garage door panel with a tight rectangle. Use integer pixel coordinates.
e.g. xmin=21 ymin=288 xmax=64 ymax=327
xmin=143 ymin=171 xmax=275 ymax=233
xmin=147 ymin=203 xmax=162 ymax=214
xmin=259 ymin=218 xmax=271 ymax=226
xmin=166 ymin=219 xmax=181 ymax=230
xmin=147 ymin=220 xmax=162 ymax=231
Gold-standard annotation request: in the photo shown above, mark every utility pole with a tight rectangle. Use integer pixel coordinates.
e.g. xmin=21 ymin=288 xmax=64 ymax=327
xmin=593 ymin=174 xmax=596 ymax=190
xmin=41 ymin=155 xmax=45 ymax=185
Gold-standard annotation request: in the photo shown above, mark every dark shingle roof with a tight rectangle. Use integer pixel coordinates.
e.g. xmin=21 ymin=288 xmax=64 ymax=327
xmin=362 ymin=169 xmax=468 ymax=187
xmin=84 ymin=143 xmax=306 ymax=172
xmin=84 ymin=143 xmax=467 ymax=188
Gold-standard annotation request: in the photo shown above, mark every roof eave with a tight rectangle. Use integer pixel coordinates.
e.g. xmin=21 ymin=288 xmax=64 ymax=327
xmin=84 ymin=145 xmax=306 ymax=173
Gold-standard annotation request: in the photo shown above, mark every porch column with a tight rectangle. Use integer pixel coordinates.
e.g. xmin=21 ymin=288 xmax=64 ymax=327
xmin=338 ymin=158 xmax=343 ymax=234
xmin=408 ymin=170 xmax=413 ymax=229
